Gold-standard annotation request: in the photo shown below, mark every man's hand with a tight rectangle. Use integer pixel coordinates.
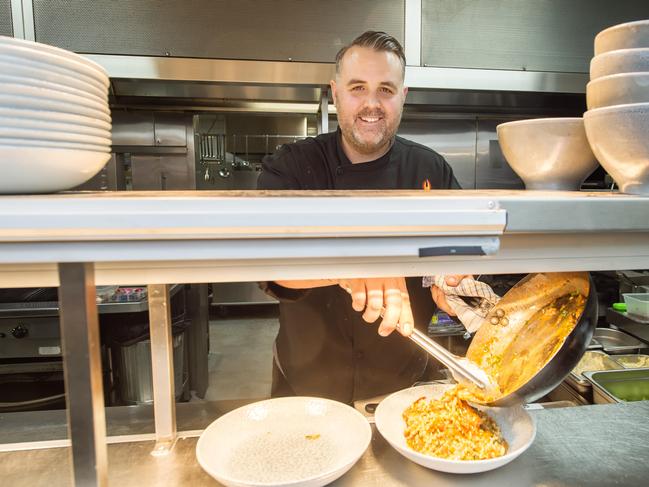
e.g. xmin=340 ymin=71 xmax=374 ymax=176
xmin=338 ymin=277 xmax=414 ymax=337
xmin=430 ymin=275 xmax=472 ymax=315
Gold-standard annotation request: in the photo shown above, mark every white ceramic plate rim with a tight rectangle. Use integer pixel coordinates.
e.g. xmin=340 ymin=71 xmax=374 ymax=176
xmin=0 ymin=95 xmax=111 ymax=123
xmin=0 ymin=107 xmax=111 ymax=130
xmin=0 ymin=139 xmax=110 ymax=152
xmin=0 ymin=117 xmax=111 ymax=137
xmin=0 ymin=74 xmax=107 ymax=104
xmin=196 ymin=396 xmax=372 ymax=487
xmin=0 ymin=53 xmax=107 ymax=92
xmin=0 ymin=83 xmax=109 ymax=113
xmin=0 ymin=58 xmax=106 ymax=98
xmin=0 ymin=35 xmax=107 ymax=75
xmin=0 ymin=43 xmax=108 ymax=86
xmin=0 ymin=126 xmax=111 ymax=145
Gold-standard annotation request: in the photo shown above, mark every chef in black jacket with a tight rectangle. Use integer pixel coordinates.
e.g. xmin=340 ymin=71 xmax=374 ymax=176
xmin=258 ymin=31 xmax=463 ymax=404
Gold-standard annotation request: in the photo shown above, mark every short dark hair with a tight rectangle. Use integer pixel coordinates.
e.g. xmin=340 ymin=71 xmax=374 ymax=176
xmin=335 ymin=31 xmax=406 ymax=78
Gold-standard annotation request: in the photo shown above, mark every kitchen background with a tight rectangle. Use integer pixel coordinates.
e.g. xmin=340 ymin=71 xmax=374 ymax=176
xmin=2 ymin=0 xmax=649 ymax=418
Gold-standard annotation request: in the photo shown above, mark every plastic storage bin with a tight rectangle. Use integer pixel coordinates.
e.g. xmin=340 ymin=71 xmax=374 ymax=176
xmin=623 ymin=293 xmax=649 ymax=318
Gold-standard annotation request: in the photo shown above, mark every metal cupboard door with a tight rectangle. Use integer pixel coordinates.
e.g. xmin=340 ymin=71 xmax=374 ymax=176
xmin=131 ymin=155 xmax=193 ymax=191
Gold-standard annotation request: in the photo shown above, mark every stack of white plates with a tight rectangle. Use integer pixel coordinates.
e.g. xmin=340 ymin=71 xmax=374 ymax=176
xmin=0 ymin=35 xmax=111 ymax=193
xmin=584 ymin=20 xmax=649 ymax=195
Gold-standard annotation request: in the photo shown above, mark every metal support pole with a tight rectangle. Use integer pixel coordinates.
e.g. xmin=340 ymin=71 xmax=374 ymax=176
xmin=404 ymin=0 xmax=422 ymax=66
xmin=147 ymin=284 xmax=177 ymax=456
xmin=58 ymin=263 xmax=108 ymax=487
xmin=318 ymin=88 xmax=329 ymax=135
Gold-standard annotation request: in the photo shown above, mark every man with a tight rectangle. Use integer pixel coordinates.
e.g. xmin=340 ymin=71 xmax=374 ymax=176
xmin=257 ymin=31 xmax=461 ymax=404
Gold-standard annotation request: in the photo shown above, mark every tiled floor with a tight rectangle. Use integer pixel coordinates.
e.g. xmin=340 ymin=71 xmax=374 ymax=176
xmin=204 ymin=305 xmax=279 ymax=401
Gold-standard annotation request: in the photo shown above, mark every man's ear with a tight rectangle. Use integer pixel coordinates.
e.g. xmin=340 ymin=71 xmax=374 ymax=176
xmin=330 ymin=79 xmax=337 ymax=100
xmin=403 ymin=86 xmax=408 ymax=99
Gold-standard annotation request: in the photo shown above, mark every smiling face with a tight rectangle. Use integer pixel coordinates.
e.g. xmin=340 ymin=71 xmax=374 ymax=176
xmin=331 ymin=46 xmax=408 ymax=163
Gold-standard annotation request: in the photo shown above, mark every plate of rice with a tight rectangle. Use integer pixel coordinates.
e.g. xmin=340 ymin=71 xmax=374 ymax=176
xmin=374 ymin=383 xmax=536 ymax=474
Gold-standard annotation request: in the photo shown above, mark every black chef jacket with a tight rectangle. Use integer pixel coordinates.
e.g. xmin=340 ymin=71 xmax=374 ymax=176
xmin=257 ymin=129 xmax=460 ymax=404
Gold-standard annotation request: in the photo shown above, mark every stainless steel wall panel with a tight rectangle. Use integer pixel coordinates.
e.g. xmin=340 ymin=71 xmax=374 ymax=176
xmin=33 ymin=0 xmax=404 ymax=62
xmin=475 ymin=118 xmax=524 ymax=190
xmin=154 ymin=113 xmax=187 ymax=147
xmin=110 ymin=112 xmax=155 ymax=147
xmin=422 ymin=0 xmax=649 ymax=73
xmin=1 ymin=0 xmax=12 ymax=36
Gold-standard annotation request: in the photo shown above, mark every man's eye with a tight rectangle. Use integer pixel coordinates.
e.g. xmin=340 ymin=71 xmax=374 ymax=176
xmin=351 ymin=86 xmax=364 ymax=91
xmin=380 ymin=87 xmax=394 ymax=94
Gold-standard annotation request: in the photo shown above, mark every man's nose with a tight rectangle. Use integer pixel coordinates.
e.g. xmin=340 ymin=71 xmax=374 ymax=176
xmin=364 ymin=91 xmax=381 ymax=109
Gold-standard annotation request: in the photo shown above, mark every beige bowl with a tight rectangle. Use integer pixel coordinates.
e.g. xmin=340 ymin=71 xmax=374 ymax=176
xmin=590 ymin=48 xmax=649 ymax=80
xmin=496 ymin=118 xmax=598 ymax=191
xmin=587 ymin=72 xmax=649 ymax=109
xmin=595 ymin=20 xmax=649 ymax=56
xmin=584 ymin=103 xmax=649 ymax=195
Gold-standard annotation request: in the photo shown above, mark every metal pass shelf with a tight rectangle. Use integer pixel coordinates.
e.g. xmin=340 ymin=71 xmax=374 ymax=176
xmin=0 ymin=189 xmax=648 ymax=486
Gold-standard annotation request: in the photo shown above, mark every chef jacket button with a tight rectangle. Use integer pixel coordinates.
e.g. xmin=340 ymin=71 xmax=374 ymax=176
xmin=336 ymin=167 xmax=344 ymax=176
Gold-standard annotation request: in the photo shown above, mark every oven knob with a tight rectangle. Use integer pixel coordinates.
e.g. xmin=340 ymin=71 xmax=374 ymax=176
xmin=11 ymin=324 xmax=29 ymax=339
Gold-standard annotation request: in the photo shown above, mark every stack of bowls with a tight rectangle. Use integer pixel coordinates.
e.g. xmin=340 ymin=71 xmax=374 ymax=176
xmin=0 ymin=36 xmax=111 ymax=193
xmin=585 ymin=20 xmax=649 ymax=195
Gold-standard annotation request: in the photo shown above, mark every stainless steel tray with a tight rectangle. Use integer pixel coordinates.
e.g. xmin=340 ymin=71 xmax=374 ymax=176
xmin=593 ymin=328 xmax=645 ymax=354
xmin=584 ymin=368 xmax=649 ymax=404
xmin=587 ymin=337 xmax=603 ymax=350
xmin=565 ymin=350 xmax=622 ymax=395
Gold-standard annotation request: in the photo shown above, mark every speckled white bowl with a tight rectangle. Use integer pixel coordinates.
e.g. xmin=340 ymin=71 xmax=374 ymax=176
xmin=196 ymin=397 xmax=372 ymax=487
xmin=584 ymin=102 xmax=649 ymax=195
xmin=375 ymin=384 xmax=536 ymax=474
xmin=595 ymin=20 xmax=649 ymax=56
xmin=587 ymin=72 xmax=649 ymax=109
xmin=496 ymin=118 xmax=598 ymax=190
xmin=590 ymin=48 xmax=649 ymax=80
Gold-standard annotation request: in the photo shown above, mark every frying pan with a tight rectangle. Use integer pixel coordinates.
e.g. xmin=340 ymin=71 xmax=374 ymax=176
xmin=466 ymin=271 xmax=598 ymax=406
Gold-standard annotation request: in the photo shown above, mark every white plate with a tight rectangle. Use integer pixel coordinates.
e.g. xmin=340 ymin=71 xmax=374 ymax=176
xmin=0 ymin=35 xmax=107 ymax=77
xmin=0 ymin=94 xmax=110 ymax=123
xmin=0 ymin=83 xmax=109 ymax=114
xmin=0 ymin=74 xmax=107 ymax=105
xmin=0 ymin=41 xmax=108 ymax=87
xmin=0 ymin=54 xmax=107 ymax=94
xmin=0 ymin=126 xmax=111 ymax=146
xmin=0 ymin=116 xmax=111 ymax=139
xmin=0 ymin=107 xmax=111 ymax=131
xmin=0 ymin=60 xmax=106 ymax=99
xmin=196 ymin=397 xmax=372 ymax=487
xmin=0 ymin=137 xmax=110 ymax=152
xmin=374 ymin=384 xmax=536 ymax=474
xmin=0 ymin=145 xmax=110 ymax=193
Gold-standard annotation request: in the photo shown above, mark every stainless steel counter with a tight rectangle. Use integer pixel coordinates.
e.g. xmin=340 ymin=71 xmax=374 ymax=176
xmin=2 ymin=401 xmax=648 ymax=487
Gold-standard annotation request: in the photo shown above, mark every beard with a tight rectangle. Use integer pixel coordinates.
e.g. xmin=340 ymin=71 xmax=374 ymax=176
xmin=335 ymin=97 xmax=402 ymax=156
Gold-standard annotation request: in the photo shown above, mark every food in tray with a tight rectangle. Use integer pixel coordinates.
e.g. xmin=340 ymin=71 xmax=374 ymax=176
xmin=614 ymin=355 xmax=649 ymax=369
xmin=571 ymin=351 xmax=621 ymax=377
xmin=402 ymin=386 xmax=508 ymax=461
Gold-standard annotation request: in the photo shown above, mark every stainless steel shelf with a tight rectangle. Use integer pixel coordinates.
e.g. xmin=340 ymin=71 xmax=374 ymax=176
xmin=0 ymin=284 xmax=182 ymax=317
xmin=0 ymin=190 xmax=647 ymax=287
